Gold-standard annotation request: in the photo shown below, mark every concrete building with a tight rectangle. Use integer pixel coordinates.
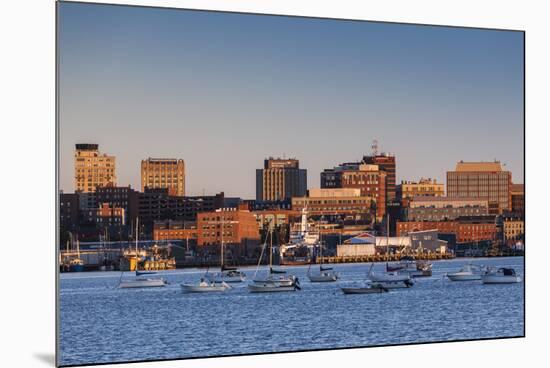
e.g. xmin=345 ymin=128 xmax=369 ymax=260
xmin=320 ymin=163 xmax=386 ymax=219
xmin=252 ymin=209 xmax=300 ymax=228
xmin=406 ymin=197 xmax=489 ymax=221
xmin=256 ymin=157 xmax=307 ymax=201
xmin=502 ymin=215 xmax=524 ymax=244
xmin=397 ymin=178 xmax=444 ymax=201
xmin=291 ymin=188 xmax=378 ymax=220
xmin=446 ymin=161 xmax=512 ymax=214
xmin=362 ymin=153 xmax=396 ymax=202
xmin=197 ymin=206 xmax=260 ymax=246
xmin=510 ymin=183 xmax=525 ymax=215
xmin=74 ymin=144 xmax=116 ymax=192
xmin=141 ymin=158 xmax=185 ymax=196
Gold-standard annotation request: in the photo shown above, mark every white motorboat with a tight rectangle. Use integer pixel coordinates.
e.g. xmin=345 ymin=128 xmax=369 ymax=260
xmin=248 ymin=281 xmax=299 ymax=293
xmin=181 ymin=279 xmax=231 ymax=293
xmin=206 ymin=268 xmax=246 ymax=283
xmin=308 ymin=268 xmax=339 ymax=282
xmin=307 ymin=230 xmax=339 ymax=282
xmin=249 ymin=223 xmax=300 ymax=292
xmin=368 ymin=264 xmax=414 ymax=288
xmin=447 ymin=264 xmax=484 ymax=281
xmin=482 ymin=267 xmax=521 ymax=284
xmin=119 ymin=278 xmax=167 ymax=288
xmin=341 ymin=281 xmax=389 ymax=294
xmin=118 ymin=218 xmax=167 ymax=289
xmin=387 ymin=257 xmax=432 ymax=278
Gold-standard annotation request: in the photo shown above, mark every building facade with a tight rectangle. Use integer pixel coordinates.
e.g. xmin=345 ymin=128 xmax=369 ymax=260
xmin=74 ymin=144 xmax=116 ymax=192
xmin=405 ymin=197 xmax=489 ymax=221
xmin=95 ymin=185 xmax=139 ymax=224
xmin=397 ymin=216 xmax=497 ymax=243
xmin=138 ymin=189 xmax=224 ymax=226
xmin=363 ymin=153 xmax=396 ymax=202
xmin=510 ymin=183 xmax=525 ymax=215
xmin=397 ymin=178 xmax=444 ymax=200
xmin=446 ymin=161 xmax=512 ymax=215
xmin=141 ymin=158 xmax=185 ymax=196
xmin=256 ymin=158 xmax=307 ymax=201
xmin=502 ymin=215 xmax=524 ymax=244
xmin=292 ymin=188 xmax=378 ymax=220
xmin=153 ymin=220 xmax=198 ymax=242
xmin=321 ymin=163 xmax=386 ymax=219
xmin=197 ymin=207 xmax=261 ymax=246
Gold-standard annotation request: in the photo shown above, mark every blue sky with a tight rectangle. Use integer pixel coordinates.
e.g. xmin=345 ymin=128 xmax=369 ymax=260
xmin=58 ymin=2 xmax=524 ymax=198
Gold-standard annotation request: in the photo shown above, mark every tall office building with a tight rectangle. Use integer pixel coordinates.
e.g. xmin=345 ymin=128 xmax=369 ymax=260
xmin=141 ymin=158 xmax=185 ymax=196
xmin=363 ymin=153 xmax=396 ymax=203
xmin=446 ymin=161 xmax=512 ymax=215
xmin=74 ymin=144 xmax=116 ymax=193
xmin=256 ymin=157 xmax=307 ymax=201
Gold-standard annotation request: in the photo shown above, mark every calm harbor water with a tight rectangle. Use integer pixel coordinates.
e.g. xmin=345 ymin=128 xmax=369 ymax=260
xmin=59 ymin=257 xmax=524 ymax=366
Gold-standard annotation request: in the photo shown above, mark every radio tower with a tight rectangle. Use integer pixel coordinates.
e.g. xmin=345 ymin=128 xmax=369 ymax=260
xmin=371 ymin=139 xmax=379 ymax=156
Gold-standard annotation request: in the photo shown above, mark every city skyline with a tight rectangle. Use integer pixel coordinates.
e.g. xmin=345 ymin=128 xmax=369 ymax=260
xmin=59 ymin=2 xmax=524 ymax=198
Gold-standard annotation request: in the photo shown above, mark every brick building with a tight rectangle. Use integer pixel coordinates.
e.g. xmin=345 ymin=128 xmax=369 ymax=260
xmin=197 ymin=206 xmax=261 ymax=246
xmin=74 ymin=144 xmax=116 ymax=192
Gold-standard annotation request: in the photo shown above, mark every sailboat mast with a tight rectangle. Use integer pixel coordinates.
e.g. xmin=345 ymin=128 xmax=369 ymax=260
xmin=220 ymin=213 xmax=224 ymax=270
xmin=269 ymin=221 xmax=273 ymax=268
xmin=135 ymin=218 xmax=139 ymax=272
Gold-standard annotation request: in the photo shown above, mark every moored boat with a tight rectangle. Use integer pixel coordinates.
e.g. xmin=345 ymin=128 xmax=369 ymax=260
xmin=181 ymin=279 xmax=231 ymax=293
xmin=447 ymin=264 xmax=484 ymax=281
xmin=368 ymin=264 xmax=414 ymax=288
xmin=481 ymin=267 xmax=521 ymax=284
xmin=341 ymin=282 xmax=389 ymax=294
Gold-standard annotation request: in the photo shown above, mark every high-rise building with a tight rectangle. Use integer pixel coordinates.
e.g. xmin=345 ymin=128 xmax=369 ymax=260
xmin=320 ymin=163 xmax=386 ymax=219
xmin=363 ymin=153 xmax=396 ymax=202
xmin=446 ymin=161 xmax=512 ymax=215
xmin=74 ymin=144 xmax=116 ymax=193
xmin=141 ymin=158 xmax=185 ymax=196
xmin=256 ymin=157 xmax=307 ymax=201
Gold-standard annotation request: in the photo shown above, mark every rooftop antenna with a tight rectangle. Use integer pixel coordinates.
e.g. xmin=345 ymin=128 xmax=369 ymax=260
xmin=371 ymin=139 xmax=379 ymax=156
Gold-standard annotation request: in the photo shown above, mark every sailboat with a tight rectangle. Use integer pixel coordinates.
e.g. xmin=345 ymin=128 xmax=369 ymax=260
xmin=205 ymin=215 xmax=246 ymax=283
xmin=308 ymin=224 xmax=339 ymax=282
xmin=118 ymin=219 xmax=167 ymax=288
xmin=248 ymin=223 xmax=300 ymax=292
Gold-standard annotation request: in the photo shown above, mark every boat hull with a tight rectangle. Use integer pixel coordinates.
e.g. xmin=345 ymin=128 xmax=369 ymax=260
xmin=119 ymin=279 xmax=167 ymax=288
xmin=180 ymin=284 xmax=229 ymax=292
xmin=206 ymin=274 xmax=246 ymax=283
xmin=341 ymin=287 xmax=388 ymax=294
xmin=447 ymin=273 xmax=481 ymax=281
xmin=373 ymin=280 xmax=414 ymax=289
xmin=481 ymin=275 xmax=521 ymax=284
xmin=248 ymin=283 xmax=297 ymax=293
xmin=308 ymin=274 xmax=338 ymax=282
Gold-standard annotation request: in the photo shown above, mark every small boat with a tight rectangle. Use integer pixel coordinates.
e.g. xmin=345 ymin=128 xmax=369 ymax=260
xmin=205 ymin=218 xmax=246 ymax=283
xmin=368 ymin=264 xmax=414 ymax=289
xmin=119 ymin=278 xmax=167 ymax=288
xmin=118 ymin=218 xmax=167 ymax=289
xmin=206 ymin=267 xmax=246 ymax=283
xmin=387 ymin=256 xmax=432 ymax=277
xmin=447 ymin=264 xmax=484 ymax=281
xmin=341 ymin=282 xmax=389 ymax=294
xmin=248 ymin=223 xmax=300 ymax=292
xmin=68 ymin=257 xmax=85 ymax=272
xmin=482 ymin=267 xmax=521 ymax=284
xmin=181 ymin=279 xmax=231 ymax=293
xmin=308 ymin=229 xmax=339 ymax=282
